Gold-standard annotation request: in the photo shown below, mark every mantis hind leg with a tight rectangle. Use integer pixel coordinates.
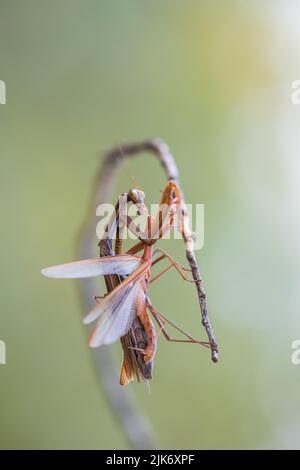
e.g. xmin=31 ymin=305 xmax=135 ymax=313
xmin=146 ymin=300 xmax=210 ymax=349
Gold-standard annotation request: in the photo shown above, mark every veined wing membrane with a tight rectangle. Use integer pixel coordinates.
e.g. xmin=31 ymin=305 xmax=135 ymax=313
xmin=41 ymin=255 xmax=141 ymax=279
xmin=87 ymin=281 xmax=144 ymax=347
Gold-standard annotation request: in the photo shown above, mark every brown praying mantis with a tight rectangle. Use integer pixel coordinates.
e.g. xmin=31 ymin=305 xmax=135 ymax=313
xmin=99 ymin=188 xmax=154 ymax=385
xmin=41 ymin=181 xmax=212 ymax=385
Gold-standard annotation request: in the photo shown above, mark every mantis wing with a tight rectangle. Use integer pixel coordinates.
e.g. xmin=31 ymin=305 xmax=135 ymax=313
xmin=86 ymin=280 xmax=144 ymax=347
xmin=41 ymin=255 xmax=141 ymax=279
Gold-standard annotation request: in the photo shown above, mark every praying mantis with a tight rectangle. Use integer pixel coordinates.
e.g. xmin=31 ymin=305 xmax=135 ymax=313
xmin=99 ymin=188 xmax=154 ymax=385
xmin=42 ymin=181 xmax=212 ymax=385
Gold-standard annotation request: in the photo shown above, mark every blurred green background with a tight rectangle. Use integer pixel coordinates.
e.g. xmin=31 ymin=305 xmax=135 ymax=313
xmin=1 ymin=0 xmax=299 ymax=449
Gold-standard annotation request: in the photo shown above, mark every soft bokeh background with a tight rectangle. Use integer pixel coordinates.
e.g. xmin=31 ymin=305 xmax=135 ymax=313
xmin=0 ymin=0 xmax=299 ymax=449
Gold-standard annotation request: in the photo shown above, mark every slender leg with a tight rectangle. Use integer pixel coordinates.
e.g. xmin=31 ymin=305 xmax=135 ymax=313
xmin=152 ymin=248 xmax=191 ymax=270
xmin=126 ymin=212 xmax=175 ymax=255
xmin=128 ymin=346 xmax=146 ymax=355
xmin=150 ymin=262 xmax=194 ymax=284
xmin=119 ymin=215 xmax=151 ymax=246
xmin=147 ymin=301 xmax=210 ymax=349
xmin=127 ymin=239 xmax=153 ymax=256
xmin=150 ymin=250 xmax=194 ymax=283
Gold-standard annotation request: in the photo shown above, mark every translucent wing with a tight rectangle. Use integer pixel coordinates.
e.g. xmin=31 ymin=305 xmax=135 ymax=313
xmin=41 ymin=255 xmax=141 ymax=279
xmin=85 ymin=281 xmax=144 ymax=347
